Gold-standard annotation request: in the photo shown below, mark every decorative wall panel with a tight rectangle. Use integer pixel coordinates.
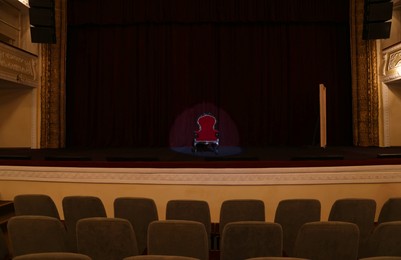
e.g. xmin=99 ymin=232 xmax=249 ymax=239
xmin=0 ymin=42 xmax=38 ymax=88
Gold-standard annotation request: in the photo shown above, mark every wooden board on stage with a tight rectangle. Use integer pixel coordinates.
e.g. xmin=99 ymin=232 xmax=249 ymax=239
xmin=320 ymin=84 xmax=327 ymax=148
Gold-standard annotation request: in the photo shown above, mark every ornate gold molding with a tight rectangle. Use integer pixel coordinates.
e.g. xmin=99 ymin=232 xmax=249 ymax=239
xmin=40 ymin=0 xmax=67 ymax=148
xmin=382 ymin=43 xmax=401 ymax=83
xmin=0 ymin=42 xmax=38 ymax=88
xmin=350 ymin=0 xmax=379 ymax=146
xmin=1 ymin=165 xmax=401 ymax=185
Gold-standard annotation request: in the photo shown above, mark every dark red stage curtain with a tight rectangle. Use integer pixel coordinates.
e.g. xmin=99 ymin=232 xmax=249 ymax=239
xmin=66 ymin=0 xmax=352 ymax=148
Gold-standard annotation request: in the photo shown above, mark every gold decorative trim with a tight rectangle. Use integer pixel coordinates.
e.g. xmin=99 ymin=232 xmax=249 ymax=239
xmin=40 ymin=0 xmax=66 ymax=148
xmin=388 ymin=51 xmax=401 ymax=70
xmin=1 ymin=165 xmax=401 ymax=185
xmin=381 ymin=43 xmax=401 ymax=83
xmin=350 ymin=0 xmax=379 ymax=146
xmin=0 ymin=42 xmax=38 ymax=88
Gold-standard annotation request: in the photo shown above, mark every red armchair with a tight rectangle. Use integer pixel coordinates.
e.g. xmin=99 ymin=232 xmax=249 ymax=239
xmin=193 ymin=113 xmax=219 ymax=153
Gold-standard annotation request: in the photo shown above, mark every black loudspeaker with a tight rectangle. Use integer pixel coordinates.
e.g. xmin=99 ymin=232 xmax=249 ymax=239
xmin=29 ymin=0 xmax=56 ymax=43
xmin=363 ymin=0 xmax=393 ymax=40
xmin=30 ymin=0 xmax=54 ymax=8
xmin=363 ymin=22 xmax=392 ymax=39
xmin=365 ymin=1 xmax=393 ymax=22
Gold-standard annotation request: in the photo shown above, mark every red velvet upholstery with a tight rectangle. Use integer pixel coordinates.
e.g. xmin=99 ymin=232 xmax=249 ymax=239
xmin=193 ymin=114 xmax=219 ymax=153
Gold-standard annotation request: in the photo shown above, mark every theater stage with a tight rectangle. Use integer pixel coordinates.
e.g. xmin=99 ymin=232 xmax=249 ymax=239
xmin=2 ymin=146 xmax=401 ymax=222
xmin=0 ymin=145 xmax=401 ymax=186
xmin=0 ymin=145 xmax=401 ymax=168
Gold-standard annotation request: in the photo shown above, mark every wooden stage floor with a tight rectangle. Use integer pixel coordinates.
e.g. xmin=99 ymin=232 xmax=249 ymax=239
xmin=0 ymin=146 xmax=401 ymax=168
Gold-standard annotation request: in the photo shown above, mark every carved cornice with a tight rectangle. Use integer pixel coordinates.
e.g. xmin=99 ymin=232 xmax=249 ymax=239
xmin=1 ymin=165 xmax=401 ymax=185
xmin=381 ymin=43 xmax=401 ymax=83
xmin=0 ymin=42 xmax=38 ymax=88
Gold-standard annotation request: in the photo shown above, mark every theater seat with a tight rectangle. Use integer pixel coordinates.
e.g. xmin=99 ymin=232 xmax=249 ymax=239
xmin=293 ymin=221 xmax=359 ymax=260
xmin=8 ymin=216 xmax=69 ymax=257
xmin=219 ymin=199 xmax=265 ymax=235
xmin=13 ymin=252 xmax=92 ymax=259
xmin=246 ymin=256 xmax=310 ymax=260
xmin=114 ymin=197 xmax=159 ymax=254
xmin=274 ymin=199 xmax=321 ymax=257
xmin=76 ymin=217 xmax=138 ymax=260
xmin=378 ymin=198 xmax=401 ymax=224
xmin=147 ymin=220 xmax=208 ymax=260
xmin=166 ymin=200 xmax=212 ymax=249
xmin=220 ymin=221 xmax=283 ymax=260
xmin=62 ymin=196 xmax=107 ymax=252
xmin=365 ymin=221 xmax=401 ymax=257
xmin=124 ymin=256 xmax=200 ymax=260
xmin=328 ymin=198 xmax=376 ymax=258
xmin=14 ymin=194 xmax=60 ymax=219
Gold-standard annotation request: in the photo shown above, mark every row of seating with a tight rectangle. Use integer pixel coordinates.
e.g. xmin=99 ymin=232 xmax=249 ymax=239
xmin=6 ymin=215 xmax=401 ymax=260
xmin=6 ymin=215 xmax=207 ymax=260
xmin=12 ymin=195 xmax=401 ymax=251
xmin=6 ymin=194 xmax=401 ymax=260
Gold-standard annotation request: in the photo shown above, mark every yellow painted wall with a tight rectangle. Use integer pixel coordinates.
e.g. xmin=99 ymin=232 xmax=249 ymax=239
xmin=0 ymin=0 xmax=38 ymax=148
xmin=0 ymin=87 xmax=33 ymax=147
xmin=379 ymin=3 xmax=401 ymax=146
xmin=388 ymin=86 xmax=401 ymax=145
xmin=1 ymin=180 xmax=401 ymax=222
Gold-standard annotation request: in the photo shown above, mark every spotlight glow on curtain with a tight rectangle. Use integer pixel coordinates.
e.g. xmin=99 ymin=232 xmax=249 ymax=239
xmin=66 ymin=0 xmax=352 ymax=148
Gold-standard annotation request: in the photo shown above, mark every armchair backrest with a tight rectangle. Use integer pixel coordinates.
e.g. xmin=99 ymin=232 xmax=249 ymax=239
xmin=195 ymin=114 xmax=218 ymax=141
